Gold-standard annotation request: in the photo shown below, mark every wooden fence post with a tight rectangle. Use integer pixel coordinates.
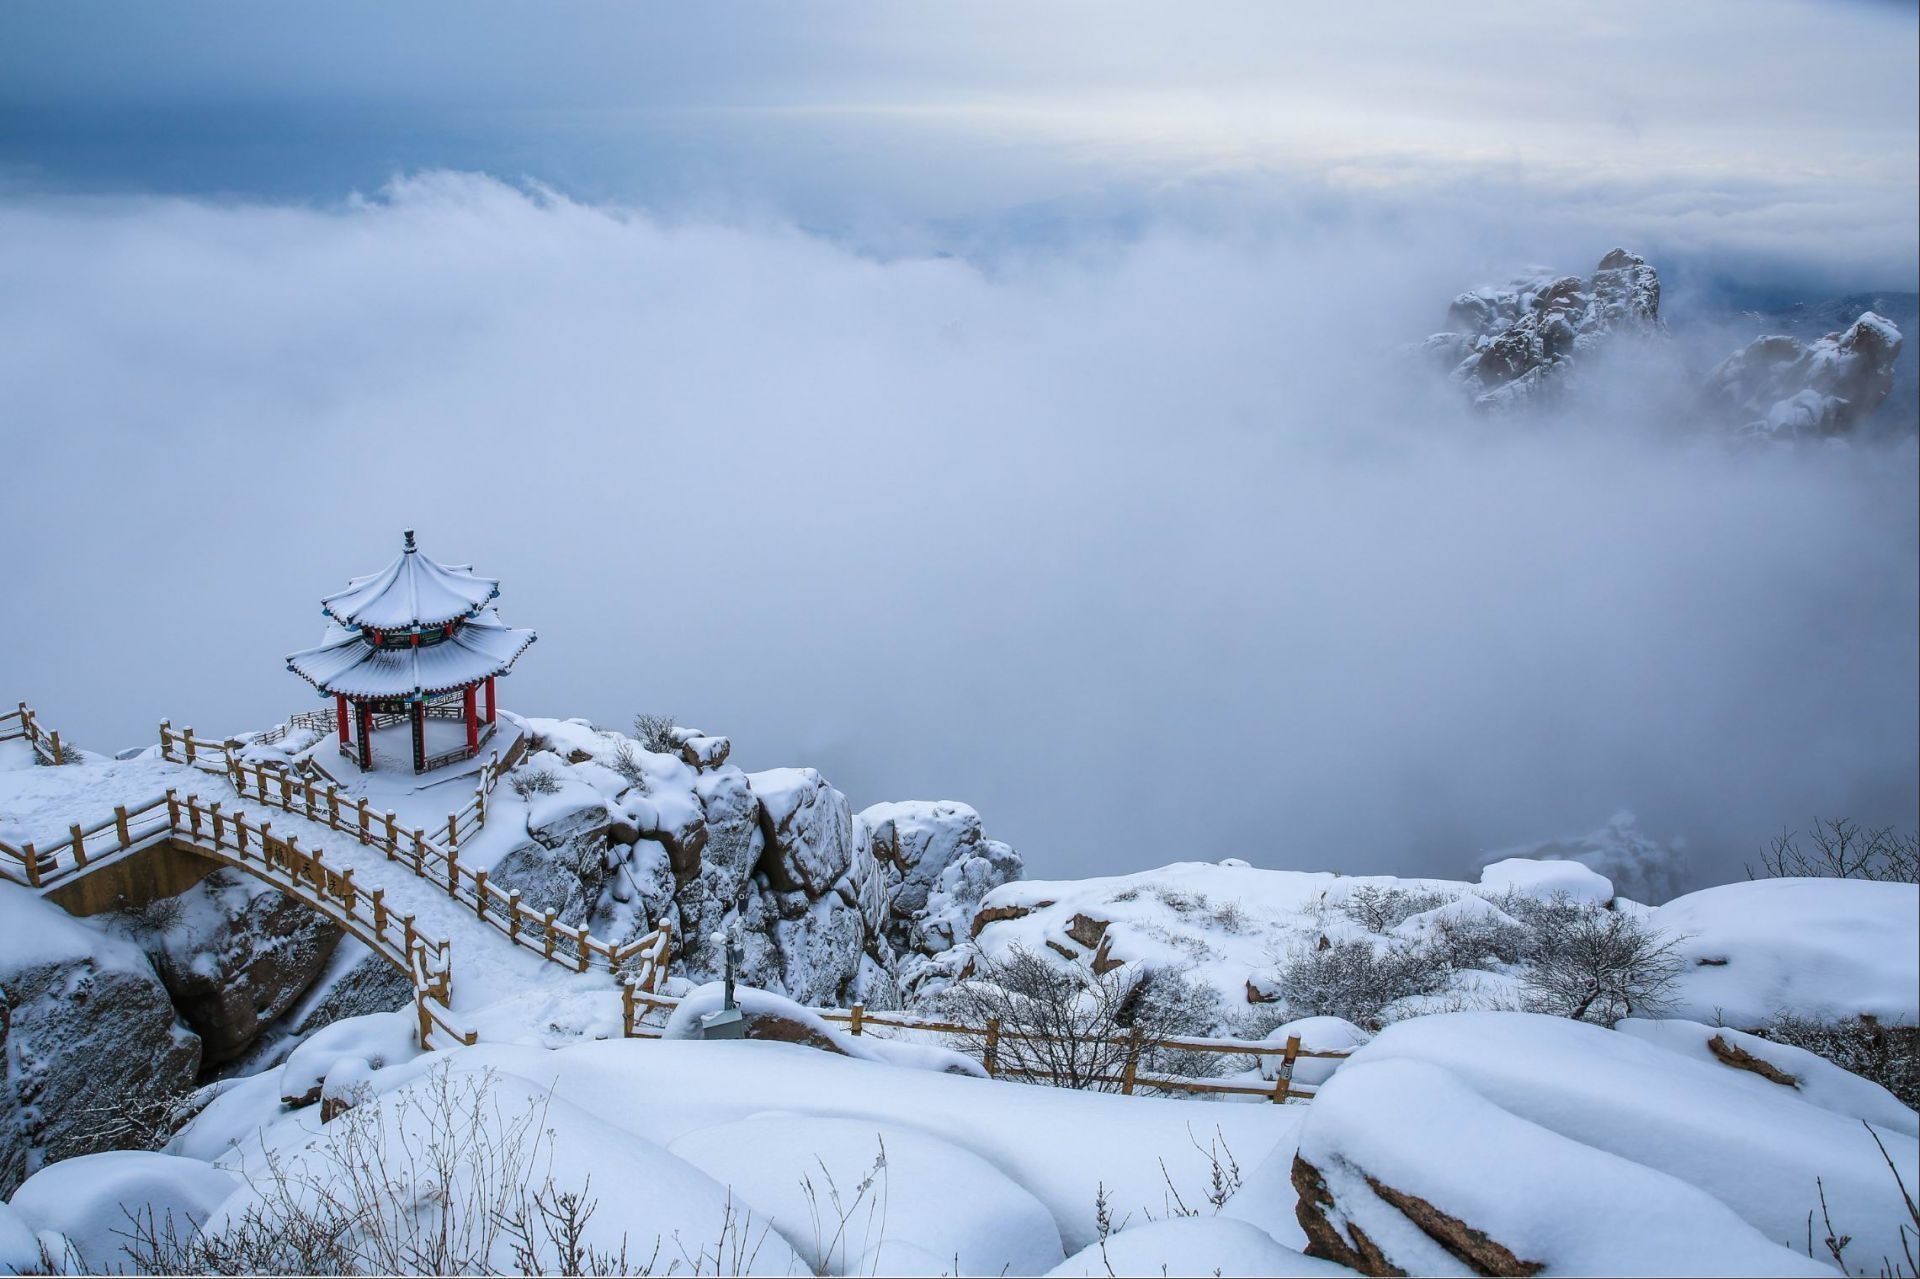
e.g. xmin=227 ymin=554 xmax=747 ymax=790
xmin=850 ymin=1003 xmax=864 ymax=1036
xmin=182 ymin=727 xmax=196 ymax=767
xmin=446 ymin=846 xmax=460 ymax=896
xmin=327 ymin=786 xmax=340 ymax=828
xmin=49 ymin=730 xmax=62 ymax=764
xmin=357 ymin=798 xmax=371 ymax=844
xmin=447 ymin=814 xmax=459 ymax=850
xmin=621 ymin=979 xmax=636 ymax=1038
xmin=114 ymin=805 xmax=130 ymax=847
xmin=210 ymin=801 xmax=224 ymax=846
xmin=1271 ymin=1034 xmax=1302 ymax=1103
xmin=575 ymin=926 xmax=590 ymax=972
xmin=165 ymin=788 xmax=181 ymax=830
xmin=384 ymin=811 xmax=398 ymax=859
xmin=411 ymin=829 xmax=426 ymax=875
xmin=507 ymin=891 xmax=522 ymax=940
xmin=69 ymin=823 xmax=87 ymax=867
xmin=983 ymin=1017 xmax=1002 ymax=1077
xmin=372 ymin=888 xmax=387 ymax=934
xmin=339 ymin=867 xmax=357 ymax=911
xmin=1120 ymin=1026 xmax=1144 ymax=1096
xmin=21 ymin=843 xmax=40 ymax=888
xmin=473 ymin=869 xmax=488 ymax=917
xmin=542 ymin=910 xmax=557 ymax=958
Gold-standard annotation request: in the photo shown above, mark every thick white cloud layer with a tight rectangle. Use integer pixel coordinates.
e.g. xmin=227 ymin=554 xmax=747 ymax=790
xmin=0 ymin=175 xmax=1912 ymax=891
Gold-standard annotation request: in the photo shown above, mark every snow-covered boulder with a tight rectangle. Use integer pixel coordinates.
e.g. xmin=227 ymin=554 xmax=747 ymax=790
xmin=8 ymin=1151 xmax=238 ymax=1274
xmin=661 ymin=983 xmax=979 ymax=1075
xmin=1706 ymin=311 xmax=1903 ymax=439
xmin=0 ymin=884 xmax=201 ymax=1194
xmin=1616 ymin=1017 xmax=1917 ymax=1137
xmin=523 ymin=776 xmax=611 ymax=850
xmin=668 ymin=1114 xmax=1063 ymax=1275
xmin=1476 ymin=855 xmax=1614 ymax=905
xmin=1260 ymin=1016 xmax=1369 ymax=1089
xmin=1290 ymin=1011 xmax=1914 ymax=1275
xmin=135 ymin=868 xmax=344 ymax=1064
xmin=277 ymin=1009 xmax=423 ymax=1108
xmin=750 ymin=767 xmax=856 ymax=897
xmin=1653 ymin=877 xmax=1919 ymax=1027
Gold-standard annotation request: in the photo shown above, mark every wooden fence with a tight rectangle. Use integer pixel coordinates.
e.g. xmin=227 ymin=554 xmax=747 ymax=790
xmin=2 ymin=701 xmax=70 ymax=766
xmin=209 ymin=753 xmax=666 ymax=978
xmin=165 ymin=789 xmax=474 ymax=1050
xmin=814 ymin=1007 xmax=1343 ymax=1103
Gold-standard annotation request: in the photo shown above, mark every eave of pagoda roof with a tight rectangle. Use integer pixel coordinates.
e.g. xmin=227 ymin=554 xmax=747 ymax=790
xmin=286 ymin=616 xmax=537 ymax=700
xmin=320 ymin=529 xmax=502 ymax=631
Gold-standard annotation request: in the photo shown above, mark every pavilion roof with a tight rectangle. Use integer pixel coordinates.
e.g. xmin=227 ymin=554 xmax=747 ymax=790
xmin=320 ymin=530 xmax=501 ymax=631
xmin=286 ymin=614 xmax=536 ymax=699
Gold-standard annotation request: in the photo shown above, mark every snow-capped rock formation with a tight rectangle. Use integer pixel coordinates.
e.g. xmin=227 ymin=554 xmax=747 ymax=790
xmin=487 ymin=718 xmax=1023 ymax=1009
xmin=1425 ymin=248 xmax=1663 ymax=409
xmin=1287 ymin=1012 xmax=1913 ymax=1276
xmin=1705 ymin=310 xmax=1904 ymax=439
xmin=125 ymin=869 xmax=343 ymax=1065
xmin=0 ymin=885 xmax=201 ymax=1194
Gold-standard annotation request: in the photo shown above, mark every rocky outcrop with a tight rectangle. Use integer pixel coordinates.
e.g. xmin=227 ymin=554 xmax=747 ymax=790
xmin=0 ymin=889 xmax=201 ymax=1194
xmin=1704 ymin=311 xmax=1903 ymax=439
xmin=500 ymin=719 xmax=1025 ymax=1011
xmin=137 ymin=870 xmax=342 ymax=1066
xmin=1294 ymin=1154 xmax=1544 ymax=1277
xmin=1426 ymin=249 xmax=1663 ymax=410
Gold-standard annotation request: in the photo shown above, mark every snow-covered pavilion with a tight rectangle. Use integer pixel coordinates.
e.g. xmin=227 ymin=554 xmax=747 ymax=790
xmin=286 ymin=530 xmax=536 ymax=773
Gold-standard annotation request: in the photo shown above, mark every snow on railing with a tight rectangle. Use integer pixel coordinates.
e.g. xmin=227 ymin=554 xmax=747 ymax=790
xmin=0 ymin=791 xmax=175 ymax=888
xmin=165 ymin=788 xmax=474 ymax=1050
xmin=214 ymin=753 xmax=669 ymax=979
xmin=2 ymin=701 xmax=73 ymax=766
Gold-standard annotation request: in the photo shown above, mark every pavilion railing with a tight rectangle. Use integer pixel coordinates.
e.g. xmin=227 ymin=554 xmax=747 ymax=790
xmin=213 ymin=753 xmax=670 ymax=981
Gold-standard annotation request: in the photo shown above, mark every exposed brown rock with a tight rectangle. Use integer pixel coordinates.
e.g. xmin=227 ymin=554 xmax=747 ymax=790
xmin=1365 ymin=1175 xmax=1544 ymax=1276
xmin=1065 ymin=913 xmax=1109 ymax=949
xmin=1707 ymin=1033 xmax=1798 ymax=1088
xmin=1292 ymin=1153 xmax=1544 ymax=1277
xmin=1091 ymin=937 xmax=1123 ymax=976
xmin=970 ymin=900 xmax=1051 ymax=938
xmin=739 ymin=1011 xmax=851 ymax=1055
xmin=1044 ymin=939 xmax=1079 ymax=961
xmin=1247 ymin=975 xmax=1282 ymax=1004
xmin=1292 ymin=1155 xmax=1405 ymax=1276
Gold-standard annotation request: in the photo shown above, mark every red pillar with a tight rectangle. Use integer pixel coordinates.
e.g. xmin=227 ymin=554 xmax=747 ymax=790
xmin=335 ymin=694 xmax=349 ymax=745
xmin=464 ymin=684 xmax=478 ymax=754
xmin=485 ymin=675 xmax=497 ymax=724
xmin=357 ymin=702 xmax=373 ymax=770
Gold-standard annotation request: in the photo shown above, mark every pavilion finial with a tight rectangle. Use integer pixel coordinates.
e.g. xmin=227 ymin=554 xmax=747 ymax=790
xmin=403 ymin=528 xmax=417 ymax=553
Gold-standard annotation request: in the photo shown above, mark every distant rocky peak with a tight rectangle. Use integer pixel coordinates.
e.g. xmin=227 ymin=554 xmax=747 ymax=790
xmin=1705 ymin=309 xmax=1904 ymax=440
xmin=1427 ymin=248 xmax=1665 ymax=410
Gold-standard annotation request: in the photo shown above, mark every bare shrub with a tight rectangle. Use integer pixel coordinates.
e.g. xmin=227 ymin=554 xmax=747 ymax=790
xmin=631 ymin=714 xmax=680 ymax=756
xmin=1276 ymin=937 xmax=1448 ymax=1029
xmin=509 ymin=767 xmax=561 ymax=800
xmin=1757 ymin=1012 xmax=1920 ymax=1111
xmin=1511 ymin=895 xmax=1684 ymax=1023
xmin=609 ymin=742 xmax=648 ymax=790
xmin=1749 ymin=818 xmax=1918 ymax=884
xmin=1424 ymin=906 xmax=1532 ymax=971
xmin=1341 ymin=885 xmax=1452 ymax=934
xmin=933 ymin=946 xmax=1220 ymax=1091
xmin=126 ymin=1065 xmax=770 ymax=1276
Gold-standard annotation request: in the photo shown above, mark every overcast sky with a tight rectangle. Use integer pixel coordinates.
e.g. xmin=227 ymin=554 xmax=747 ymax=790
xmin=1 ymin=2 xmax=1915 ymax=894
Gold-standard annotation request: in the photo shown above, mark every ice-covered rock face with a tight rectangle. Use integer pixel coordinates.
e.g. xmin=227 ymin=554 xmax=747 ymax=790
xmin=1427 ymin=248 xmax=1664 ymax=410
xmin=1705 ymin=310 xmax=1903 ymax=439
xmin=749 ymin=766 xmax=855 ymax=897
xmin=0 ymin=886 xmax=202 ymax=1195
xmin=134 ymin=869 xmax=344 ymax=1065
